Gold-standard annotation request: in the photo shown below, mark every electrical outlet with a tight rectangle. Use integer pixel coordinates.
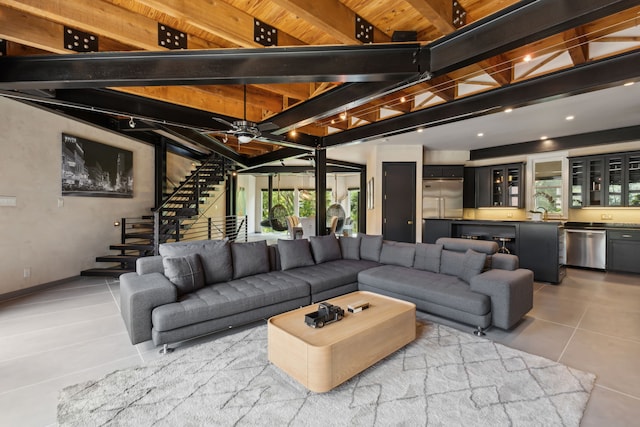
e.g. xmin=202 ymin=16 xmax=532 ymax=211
xmin=23 ymin=268 xmax=31 ymax=278
xmin=601 ymin=214 xmax=613 ymax=220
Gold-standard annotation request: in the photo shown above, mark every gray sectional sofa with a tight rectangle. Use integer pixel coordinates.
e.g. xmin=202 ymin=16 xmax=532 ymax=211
xmin=120 ymin=234 xmax=533 ymax=348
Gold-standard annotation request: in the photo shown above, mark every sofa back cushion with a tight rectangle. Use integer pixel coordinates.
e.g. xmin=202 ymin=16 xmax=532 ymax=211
xmin=339 ymin=236 xmax=361 ymax=260
xmin=277 ymin=239 xmax=316 ymax=270
xmin=359 ymin=234 xmax=383 ymax=262
xmin=310 ymin=235 xmax=342 ymax=264
xmin=440 ymin=249 xmax=487 ymax=283
xmin=380 ymin=241 xmax=416 ymax=267
xmin=162 ymin=253 xmax=205 ymax=296
xmin=159 ymin=239 xmax=232 ymax=285
xmin=413 ymin=243 xmax=443 ymax=273
xmin=435 ymin=237 xmax=499 ymax=255
xmin=231 ymin=240 xmax=270 ymax=279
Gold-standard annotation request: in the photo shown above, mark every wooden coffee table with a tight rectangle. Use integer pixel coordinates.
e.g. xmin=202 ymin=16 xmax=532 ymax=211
xmin=267 ymin=291 xmax=416 ymax=393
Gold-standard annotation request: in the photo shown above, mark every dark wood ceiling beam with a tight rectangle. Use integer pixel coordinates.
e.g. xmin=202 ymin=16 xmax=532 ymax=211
xmin=0 ymin=5 xmax=136 ymax=53
xmin=129 ymin=0 xmax=304 ymax=47
xmin=0 ymin=43 xmax=424 ymax=90
xmin=0 ymin=0 xmax=202 ymax=51
xmin=269 ymin=0 xmax=391 ymax=44
xmin=323 ymin=49 xmax=640 ymax=147
xmin=404 ymin=0 xmax=454 ymax=35
xmin=429 ymin=0 xmax=639 ymax=75
xmin=564 ymin=27 xmax=590 ymax=65
xmin=264 ymin=80 xmax=425 ymax=134
xmin=244 ymin=147 xmax=313 ymax=168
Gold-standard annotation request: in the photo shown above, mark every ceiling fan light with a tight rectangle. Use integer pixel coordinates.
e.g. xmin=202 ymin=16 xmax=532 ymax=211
xmin=237 ymin=134 xmax=253 ymax=144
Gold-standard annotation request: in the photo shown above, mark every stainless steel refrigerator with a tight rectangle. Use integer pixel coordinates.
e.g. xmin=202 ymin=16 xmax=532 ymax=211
xmin=422 ymin=179 xmax=463 ymax=219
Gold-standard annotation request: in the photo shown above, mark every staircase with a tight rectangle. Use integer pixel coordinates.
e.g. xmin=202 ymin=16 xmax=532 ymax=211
xmin=81 ymin=155 xmax=229 ymax=278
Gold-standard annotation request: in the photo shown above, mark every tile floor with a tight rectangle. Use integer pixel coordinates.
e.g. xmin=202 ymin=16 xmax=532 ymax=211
xmin=0 ymin=268 xmax=638 ymax=426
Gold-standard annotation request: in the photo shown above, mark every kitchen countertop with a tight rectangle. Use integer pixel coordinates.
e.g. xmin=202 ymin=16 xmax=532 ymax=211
xmin=563 ymin=222 xmax=640 ymax=230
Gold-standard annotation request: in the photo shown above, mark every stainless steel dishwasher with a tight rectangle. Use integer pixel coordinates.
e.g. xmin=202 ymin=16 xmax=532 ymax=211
xmin=565 ymin=228 xmax=607 ymax=269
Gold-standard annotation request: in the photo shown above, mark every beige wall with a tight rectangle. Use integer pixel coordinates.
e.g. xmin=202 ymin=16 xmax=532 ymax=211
xmin=0 ymin=98 xmax=155 ymax=296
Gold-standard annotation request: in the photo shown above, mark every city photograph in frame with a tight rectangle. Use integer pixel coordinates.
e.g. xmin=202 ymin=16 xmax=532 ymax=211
xmin=61 ymin=133 xmax=133 ymax=198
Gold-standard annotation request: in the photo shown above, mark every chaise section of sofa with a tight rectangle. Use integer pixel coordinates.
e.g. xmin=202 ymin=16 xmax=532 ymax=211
xmin=358 ymin=237 xmax=533 ymax=333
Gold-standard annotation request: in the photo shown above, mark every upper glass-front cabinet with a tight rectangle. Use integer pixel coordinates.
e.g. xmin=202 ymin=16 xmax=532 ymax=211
xmin=570 ymin=151 xmax=640 ymax=208
xmin=627 ymin=153 xmax=640 ymax=206
xmin=490 ymin=164 xmax=522 ymax=207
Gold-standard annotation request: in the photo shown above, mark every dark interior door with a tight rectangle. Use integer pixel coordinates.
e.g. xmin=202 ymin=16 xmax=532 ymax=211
xmin=382 ymin=162 xmax=416 ymax=243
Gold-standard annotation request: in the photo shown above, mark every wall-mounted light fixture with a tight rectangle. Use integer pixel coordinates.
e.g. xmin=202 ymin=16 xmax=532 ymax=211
xmin=114 ymin=220 xmax=121 ymax=227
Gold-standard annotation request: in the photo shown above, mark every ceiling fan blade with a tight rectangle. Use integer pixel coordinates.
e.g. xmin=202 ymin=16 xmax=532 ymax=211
xmin=260 ymin=132 xmax=286 ymax=142
xmin=257 ymin=122 xmax=279 ymax=132
xmin=211 ymin=116 xmax=237 ymax=130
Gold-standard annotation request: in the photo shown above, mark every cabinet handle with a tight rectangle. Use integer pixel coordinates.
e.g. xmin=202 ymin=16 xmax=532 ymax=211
xmin=621 ymin=234 xmax=632 ymax=238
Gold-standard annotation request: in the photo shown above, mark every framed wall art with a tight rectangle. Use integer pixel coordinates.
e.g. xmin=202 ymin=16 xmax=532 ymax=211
xmin=61 ymin=133 xmax=133 ymax=198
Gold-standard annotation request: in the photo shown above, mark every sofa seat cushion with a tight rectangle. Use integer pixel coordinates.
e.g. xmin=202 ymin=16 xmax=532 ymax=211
xmin=151 ymin=271 xmax=309 ymax=332
xmin=358 ymin=265 xmax=490 ymax=316
xmin=283 ymin=259 xmax=380 ymax=295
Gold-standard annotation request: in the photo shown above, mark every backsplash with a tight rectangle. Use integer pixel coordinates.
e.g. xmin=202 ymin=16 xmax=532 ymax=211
xmin=463 ymin=207 xmax=639 ymax=224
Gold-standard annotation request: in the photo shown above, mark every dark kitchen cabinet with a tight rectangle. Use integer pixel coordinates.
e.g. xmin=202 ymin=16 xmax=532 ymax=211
xmin=475 ymin=163 xmax=523 ymax=208
xmin=423 ymin=165 xmax=464 ymax=178
xmin=422 ymin=219 xmax=452 ymax=243
xmin=570 ymin=151 xmax=640 ymax=208
xmin=463 ymin=167 xmax=476 ymax=208
xmin=607 ymin=229 xmax=640 ymax=274
xmin=517 ymin=222 xmax=565 ymax=283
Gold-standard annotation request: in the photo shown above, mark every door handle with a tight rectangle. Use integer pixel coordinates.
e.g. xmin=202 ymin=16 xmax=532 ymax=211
xmin=407 ymin=220 xmax=413 ymax=225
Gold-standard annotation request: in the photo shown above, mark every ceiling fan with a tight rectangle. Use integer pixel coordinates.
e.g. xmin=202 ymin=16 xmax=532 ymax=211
xmin=209 ymin=85 xmax=282 ymax=144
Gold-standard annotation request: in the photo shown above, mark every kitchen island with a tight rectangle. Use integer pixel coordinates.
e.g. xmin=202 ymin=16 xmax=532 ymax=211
xmin=423 ymin=219 xmax=565 ymax=284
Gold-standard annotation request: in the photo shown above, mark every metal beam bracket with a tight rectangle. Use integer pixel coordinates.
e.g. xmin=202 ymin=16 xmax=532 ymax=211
xmin=452 ymin=1 xmax=467 ymax=29
xmin=64 ymin=27 xmax=98 ymax=53
xmin=254 ymin=19 xmax=278 ymax=47
xmin=158 ymin=23 xmax=187 ymax=50
xmin=355 ymin=15 xmax=374 ymax=44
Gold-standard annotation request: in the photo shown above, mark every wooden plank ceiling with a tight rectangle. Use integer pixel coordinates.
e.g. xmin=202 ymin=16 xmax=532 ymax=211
xmin=1 ymin=0 xmax=639 ymax=157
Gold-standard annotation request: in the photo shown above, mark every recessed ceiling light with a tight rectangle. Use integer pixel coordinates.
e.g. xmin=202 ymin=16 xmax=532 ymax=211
xmin=624 ymin=82 xmax=634 ymax=87
xmin=400 ymin=96 xmax=406 ymax=103
xmin=417 ymin=128 xmax=424 ymax=133
xmin=540 ymin=136 xmax=548 ymax=140
xmin=523 ymin=54 xmax=532 ymax=62
xmin=290 ymin=129 xmax=297 ymax=136
xmin=505 ymin=108 xmax=513 ymax=113
xmin=477 ymin=132 xmax=484 ymax=137
xmin=565 ymin=115 xmax=575 ymax=121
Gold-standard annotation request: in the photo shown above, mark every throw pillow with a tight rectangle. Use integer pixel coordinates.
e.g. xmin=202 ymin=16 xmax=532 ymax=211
xmin=162 ymin=253 xmax=205 ymax=296
xmin=310 ymin=235 xmax=342 ymax=264
xmin=231 ymin=240 xmax=269 ymax=279
xmin=380 ymin=241 xmax=416 ymax=267
xmin=459 ymin=249 xmax=488 ymax=283
xmin=413 ymin=243 xmax=443 ymax=273
xmin=339 ymin=236 xmax=361 ymax=260
xmin=359 ymin=234 xmax=383 ymax=262
xmin=277 ymin=239 xmax=315 ymax=270
xmin=440 ymin=250 xmax=463 ymax=277
xmin=159 ymin=239 xmax=232 ymax=285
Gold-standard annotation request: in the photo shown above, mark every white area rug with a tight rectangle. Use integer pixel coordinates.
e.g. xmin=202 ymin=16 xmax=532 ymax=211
xmin=58 ymin=322 xmax=595 ymax=426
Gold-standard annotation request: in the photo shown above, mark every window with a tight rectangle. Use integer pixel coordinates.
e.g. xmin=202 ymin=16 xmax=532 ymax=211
xmin=297 ymin=189 xmax=332 ymax=217
xmin=528 ymin=154 xmax=568 ymax=218
xmin=261 ymin=189 xmax=294 ymax=231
